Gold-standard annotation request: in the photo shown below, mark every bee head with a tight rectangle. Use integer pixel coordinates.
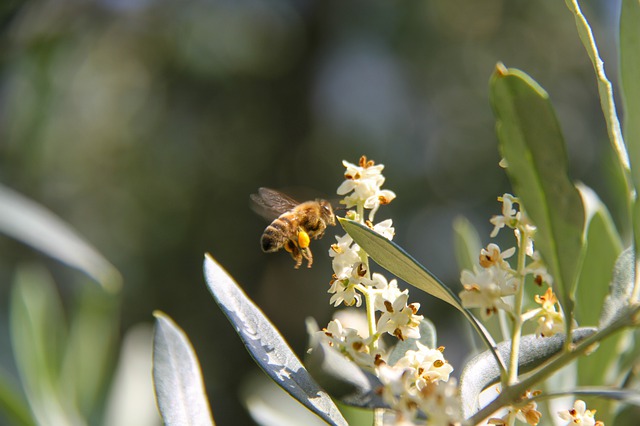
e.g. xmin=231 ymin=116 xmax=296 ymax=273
xmin=319 ymin=200 xmax=336 ymax=226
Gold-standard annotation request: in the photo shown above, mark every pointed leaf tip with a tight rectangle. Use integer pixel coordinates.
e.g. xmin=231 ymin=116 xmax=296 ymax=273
xmin=203 ymin=254 xmax=348 ymax=426
xmin=153 ymin=311 xmax=215 ymax=426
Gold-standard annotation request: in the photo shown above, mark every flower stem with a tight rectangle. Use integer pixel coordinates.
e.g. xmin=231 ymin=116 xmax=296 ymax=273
xmin=507 ymin=230 xmax=528 ymax=385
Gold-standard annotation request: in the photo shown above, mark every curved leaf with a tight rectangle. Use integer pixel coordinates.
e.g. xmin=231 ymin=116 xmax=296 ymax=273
xmin=574 ymin=185 xmax=625 ymax=386
xmin=620 ymin=0 xmax=640 ymax=303
xmin=452 ymin=216 xmax=482 ymax=272
xmin=10 ymin=265 xmax=75 ymax=426
xmin=490 ymin=65 xmax=585 ymax=330
xmin=339 ymin=218 xmax=507 ymax=377
xmin=152 ymin=311 xmax=214 ymax=426
xmin=0 ymin=184 xmax=121 ymax=292
xmin=575 ymin=184 xmax=623 ymax=326
xmin=564 ymin=0 xmax=629 ymax=173
xmin=459 ymin=327 xmax=597 ymax=418
xmin=203 ymin=254 xmax=348 ymax=426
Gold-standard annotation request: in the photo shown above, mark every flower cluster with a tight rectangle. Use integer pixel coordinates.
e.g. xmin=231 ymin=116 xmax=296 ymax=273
xmin=320 ymin=156 xmax=461 ymax=425
xmin=458 ymin=194 xmax=567 ymax=337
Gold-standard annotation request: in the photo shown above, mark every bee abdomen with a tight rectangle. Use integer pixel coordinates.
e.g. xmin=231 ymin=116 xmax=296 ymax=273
xmin=261 ymin=216 xmax=292 ymax=252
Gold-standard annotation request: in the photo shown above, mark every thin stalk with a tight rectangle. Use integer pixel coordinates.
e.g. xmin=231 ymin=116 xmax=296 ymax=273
xmin=507 ymin=231 xmax=528 ymax=385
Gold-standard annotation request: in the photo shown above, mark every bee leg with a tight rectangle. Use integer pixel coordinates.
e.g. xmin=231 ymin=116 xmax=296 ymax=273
xmin=301 ymin=246 xmax=313 ymax=268
xmin=285 ymin=240 xmax=303 ymax=269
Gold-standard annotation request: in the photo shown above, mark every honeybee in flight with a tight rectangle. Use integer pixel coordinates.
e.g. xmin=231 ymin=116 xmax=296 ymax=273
xmin=251 ymin=188 xmax=336 ymax=268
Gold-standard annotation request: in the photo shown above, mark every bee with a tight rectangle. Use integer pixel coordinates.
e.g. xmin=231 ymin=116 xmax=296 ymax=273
xmin=251 ymin=187 xmax=336 ymax=268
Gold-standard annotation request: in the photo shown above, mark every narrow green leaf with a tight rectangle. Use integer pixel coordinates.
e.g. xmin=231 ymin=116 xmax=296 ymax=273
xmin=152 ymin=311 xmax=215 ymax=426
xmin=490 ymin=65 xmax=585 ymax=328
xmin=0 ymin=368 xmax=34 ymax=426
xmin=564 ymin=0 xmax=630 ymax=174
xmin=340 ymin=219 xmax=461 ymax=308
xmin=0 ymin=184 xmax=121 ymax=292
xmin=459 ymin=327 xmax=596 ymax=418
xmin=574 ymin=186 xmax=624 ymax=386
xmin=621 ymin=0 xmax=640 ymax=191
xmin=619 ymin=0 xmax=640 ymax=311
xmin=62 ymin=285 xmax=120 ymax=418
xmin=452 ymin=216 xmax=482 ymax=272
xmin=203 ymin=254 xmax=348 ymax=426
xmin=10 ymin=265 xmax=78 ymax=426
xmin=339 ymin=218 xmax=507 ymax=378
xmin=574 ymin=184 xmax=623 ymax=326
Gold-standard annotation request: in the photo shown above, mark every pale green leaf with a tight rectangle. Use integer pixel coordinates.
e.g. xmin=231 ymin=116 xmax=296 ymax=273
xmin=0 ymin=184 xmax=121 ymax=292
xmin=203 ymin=254 xmax=348 ymax=426
xmin=152 ymin=311 xmax=215 ymax=426
xmin=490 ymin=65 xmax=585 ymax=329
xmin=452 ymin=216 xmax=482 ymax=272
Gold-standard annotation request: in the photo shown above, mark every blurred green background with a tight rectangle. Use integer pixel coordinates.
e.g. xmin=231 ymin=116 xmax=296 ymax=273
xmin=0 ymin=0 xmax=626 ymax=424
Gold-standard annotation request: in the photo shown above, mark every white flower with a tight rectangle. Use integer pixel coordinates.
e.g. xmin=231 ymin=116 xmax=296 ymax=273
xmin=323 ymin=319 xmax=376 ymax=367
xmin=490 ymin=193 xmax=519 ymax=237
xmin=328 ymin=278 xmax=362 ymax=307
xmin=533 ymin=287 xmax=565 ymax=338
xmin=329 ymin=233 xmax=360 ymax=280
xmin=377 ymin=292 xmax=423 ymax=341
xmin=525 ymin=251 xmax=553 ymax=286
xmin=371 ymin=218 xmax=395 ymax=240
xmin=377 ymin=344 xmax=459 ymax=425
xmin=394 ymin=342 xmax=453 ymax=386
xmin=337 ymin=156 xmax=396 ymax=221
xmin=459 ymin=266 xmax=516 ymax=320
xmin=364 ymin=273 xmax=403 ymax=312
xmin=479 ymin=243 xmax=515 ymax=270
xmin=558 ymin=400 xmax=602 ymax=426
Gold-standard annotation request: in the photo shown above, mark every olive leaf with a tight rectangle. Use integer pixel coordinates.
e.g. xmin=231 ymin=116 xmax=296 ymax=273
xmin=203 ymin=254 xmax=348 ymax=426
xmin=152 ymin=312 xmax=215 ymax=426
xmin=490 ymin=65 xmax=585 ymax=333
xmin=0 ymin=184 xmax=121 ymax=292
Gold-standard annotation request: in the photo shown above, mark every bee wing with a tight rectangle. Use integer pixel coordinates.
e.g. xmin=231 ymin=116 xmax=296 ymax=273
xmin=250 ymin=187 xmax=300 ymax=221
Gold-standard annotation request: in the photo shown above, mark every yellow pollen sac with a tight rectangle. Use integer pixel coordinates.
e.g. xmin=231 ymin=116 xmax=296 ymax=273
xmin=298 ymin=230 xmax=311 ymax=248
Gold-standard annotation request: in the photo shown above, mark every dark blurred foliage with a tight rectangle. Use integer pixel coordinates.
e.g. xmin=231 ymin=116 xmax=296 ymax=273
xmin=0 ymin=0 xmax=624 ymax=424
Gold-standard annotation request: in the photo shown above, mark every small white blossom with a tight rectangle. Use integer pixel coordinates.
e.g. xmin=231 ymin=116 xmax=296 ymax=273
xmin=490 ymin=193 xmax=519 ymax=237
xmin=329 ymin=234 xmax=359 ymax=277
xmin=459 ymin=266 xmax=516 ymax=319
xmin=488 ymin=390 xmax=542 ymax=426
xmin=328 ymin=278 xmax=362 ymax=307
xmin=365 ymin=273 xmax=404 ymax=312
xmin=533 ymin=287 xmax=565 ymax=338
xmin=337 ymin=156 xmax=396 ymax=221
xmin=558 ymin=400 xmax=602 ymax=426
xmin=525 ymin=251 xmax=553 ymax=286
xmin=371 ymin=218 xmax=395 ymax=240
xmin=377 ymin=344 xmax=458 ymax=426
xmin=479 ymin=243 xmax=515 ymax=270
xmin=394 ymin=342 xmax=453 ymax=386
xmin=323 ymin=319 xmax=376 ymax=367
xmin=377 ymin=292 xmax=423 ymax=341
